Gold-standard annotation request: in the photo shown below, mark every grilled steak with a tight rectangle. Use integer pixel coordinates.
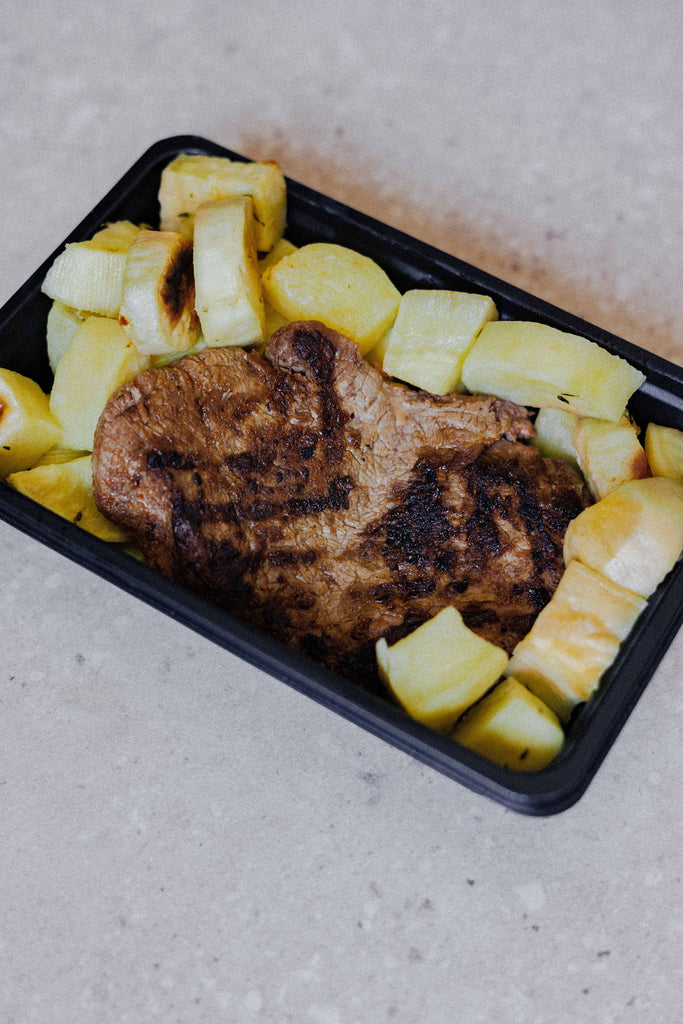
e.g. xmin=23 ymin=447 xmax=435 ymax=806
xmin=92 ymin=320 xmax=591 ymax=686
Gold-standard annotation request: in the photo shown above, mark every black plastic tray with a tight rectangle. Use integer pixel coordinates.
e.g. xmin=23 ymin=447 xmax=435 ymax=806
xmin=2 ymin=135 xmax=682 ymax=815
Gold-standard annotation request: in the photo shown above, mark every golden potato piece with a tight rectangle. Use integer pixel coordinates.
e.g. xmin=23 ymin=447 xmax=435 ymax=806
xmin=461 ymin=320 xmax=645 ymax=421
xmin=119 ymin=229 xmax=200 ymax=356
xmin=159 ymin=153 xmax=286 ymax=253
xmin=258 ymin=237 xmax=298 ymax=275
xmin=563 ymin=476 xmax=683 ymax=597
xmin=382 ymin=289 xmax=498 ymax=394
xmin=507 ymin=560 xmax=647 ymax=722
xmin=452 ymin=677 xmax=565 ymax=772
xmin=89 ymin=220 xmax=141 ymax=252
xmin=0 ymin=368 xmax=62 ymax=476
xmin=531 ymin=406 xmax=580 ymax=467
xmin=42 ymin=242 xmax=127 ymax=318
xmin=645 ymin=422 xmax=683 ymax=480
xmin=193 ymin=198 xmax=265 ymax=348
xmin=49 ymin=316 xmax=149 ymax=451
xmin=46 ymin=301 xmax=93 ymax=374
xmin=261 ymin=242 xmax=400 ymax=355
xmin=573 ymin=414 xmax=650 ymax=500
xmin=8 ymin=454 xmax=128 ymax=542
xmin=375 ymin=606 xmax=508 ymax=734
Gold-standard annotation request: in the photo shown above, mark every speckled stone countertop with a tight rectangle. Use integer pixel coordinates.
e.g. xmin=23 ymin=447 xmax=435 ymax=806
xmin=1 ymin=2 xmax=682 ymax=1022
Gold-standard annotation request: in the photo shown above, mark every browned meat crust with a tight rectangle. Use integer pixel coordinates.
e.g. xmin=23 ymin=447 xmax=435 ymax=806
xmin=92 ymin=321 xmax=591 ymax=686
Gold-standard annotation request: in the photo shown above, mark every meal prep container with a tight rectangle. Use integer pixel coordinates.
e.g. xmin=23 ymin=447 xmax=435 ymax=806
xmin=2 ymin=135 xmax=682 ymax=815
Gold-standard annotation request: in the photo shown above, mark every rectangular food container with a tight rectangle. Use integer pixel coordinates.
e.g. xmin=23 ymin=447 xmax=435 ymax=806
xmin=2 ymin=135 xmax=682 ymax=815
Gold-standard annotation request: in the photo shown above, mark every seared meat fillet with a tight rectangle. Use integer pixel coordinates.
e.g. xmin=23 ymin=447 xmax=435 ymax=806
xmin=93 ymin=321 xmax=591 ymax=685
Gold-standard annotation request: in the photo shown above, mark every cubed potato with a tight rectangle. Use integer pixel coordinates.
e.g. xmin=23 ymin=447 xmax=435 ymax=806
xmin=258 ymin=237 xmax=298 ymax=275
xmin=573 ymin=414 xmax=650 ymax=500
xmin=46 ymin=301 xmax=92 ymax=374
xmin=375 ymin=605 xmax=508 ymax=733
xmin=645 ymin=422 xmax=683 ymax=480
xmin=461 ymin=320 xmax=646 ymax=421
xmin=43 ymin=222 xmax=144 ymax=368
xmin=49 ymin=317 xmax=150 ymax=451
xmin=159 ymin=153 xmax=287 ymax=253
xmin=451 ymin=677 xmax=565 ymax=771
xmin=41 ymin=242 xmax=128 ymax=317
xmin=33 ymin=446 xmax=88 ymax=465
xmin=89 ymin=220 xmax=142 ymax=251
xmin=0 ymin=368 xmax=62 ymax=476
xmin=262 ymin=303 xmax=291 ymax=344
xmin=381 ymin=289 xmax=498 ymax=394
xmin=119 ymin=229 xmax=200 ymax=356
xmin=151 ymin=336 xmax=207 ymax=368
xmin=261 ymin=242 xmax=401 ymax=355
xmin=563 ymin=476 xmax=683 ymax=597
xmin=193 ymin=198 xmax=265 ymax=348
xmin=7 ymin=452 xmax=127 ymax=540
xmin=506 ymin=560 xmax=647 ymax=723
xmin=259 ymin=243 xmax=298 ymax=341
xmin=8 ymin=454 xmax=129 ymax=542
xmin=531 ymin=407 xmax=580 ymax=467
xmin=364 ymin=326 xmax=393 ymax=368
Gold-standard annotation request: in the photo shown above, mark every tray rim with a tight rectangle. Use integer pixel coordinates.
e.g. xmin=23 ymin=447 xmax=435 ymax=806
xmin=1 ymin=133 xmax=682 ymax=816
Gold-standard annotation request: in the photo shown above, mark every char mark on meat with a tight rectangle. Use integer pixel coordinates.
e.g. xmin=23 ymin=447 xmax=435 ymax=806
xmin=92 ymin=320 xmax=591 ymax=688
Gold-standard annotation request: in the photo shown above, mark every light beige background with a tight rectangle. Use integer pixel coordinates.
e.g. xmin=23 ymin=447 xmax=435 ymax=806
xmin=1 ymin=2 xmax=681 ymax=1022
